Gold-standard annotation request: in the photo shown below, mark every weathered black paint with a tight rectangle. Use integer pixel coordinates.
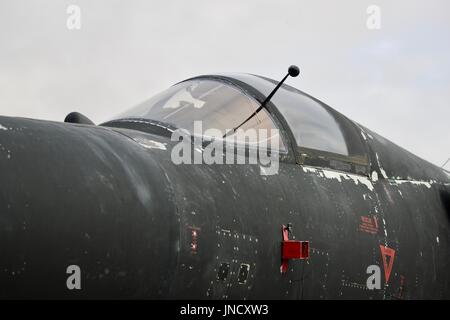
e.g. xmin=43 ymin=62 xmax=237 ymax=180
xmin=0 ymin=74 xmax=449 ymax=299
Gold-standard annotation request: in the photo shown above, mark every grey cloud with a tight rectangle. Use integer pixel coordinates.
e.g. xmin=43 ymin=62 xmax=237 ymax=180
xmin=0 ymin=0 xmax=449 ymax=167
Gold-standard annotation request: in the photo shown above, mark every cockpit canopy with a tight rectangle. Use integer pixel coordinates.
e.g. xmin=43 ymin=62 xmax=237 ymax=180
xmin=112 ymin=74 xmax=369 ymax=174
xmin=104 ymin=73 xmax=450 ymax=182
xmin=116 ymin=78 xmax=284 ymax=149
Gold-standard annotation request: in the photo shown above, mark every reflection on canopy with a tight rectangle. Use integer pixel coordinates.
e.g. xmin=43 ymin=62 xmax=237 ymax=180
xmin=115 ymin=79 xmax=284 ymax=150
xmin=224 ymin=74 xmax=350 ymax=156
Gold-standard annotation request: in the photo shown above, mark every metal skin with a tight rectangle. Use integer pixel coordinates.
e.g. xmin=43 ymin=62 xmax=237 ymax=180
xmin=0 ymin=74 xmax=449 ymax=299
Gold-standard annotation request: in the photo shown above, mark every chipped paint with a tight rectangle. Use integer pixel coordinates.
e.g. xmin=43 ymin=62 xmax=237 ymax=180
xmin=1 ymin=144 xmax=12 ymax=159
xmin=371 ymin=171 xmax=379 ymax=182
xmin=303 ymin=166 xmax=318 ymax=173
xmin=355 ymin=124 xmax=373 ymax=141
xmin=379 ymin=168 xmax=388 ymax=179
xmin=382 ymin=218 xmax=388 ymax=237
xmin=375 ymin=153 xmax=388 ymax=179
xmin=119 ymin=119 xmax=175 ymax=132
xmin=391 ymin=179 xmax=432 ymax=189
xmin=321 ymin=169 xmax=343 ymax=182
xmin=360 ymin=130 xmax=367 ymax=141
xmin=302 ymin=166 xmax=319 ymax=174
xmin=302 ymin=165 xmax=374 ymax=191
xmin=137 ymin=139 xmax=167 ymax=150
xmin=327 ymin=169 xmax=374 ymax=192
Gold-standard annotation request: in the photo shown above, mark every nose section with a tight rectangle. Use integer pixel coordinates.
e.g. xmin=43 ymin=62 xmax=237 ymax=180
xmin=0 ymin=116 xmax=179 ymax=298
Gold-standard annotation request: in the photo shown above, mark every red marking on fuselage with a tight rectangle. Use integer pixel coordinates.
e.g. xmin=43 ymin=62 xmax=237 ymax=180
xmin=380 ymin=245 xmax=395 ymax=284
xmin=188 ymin=226 xmax=200 ymax=254
xmin=394 ymin=275 xmax=406 ymax=299
xmin=359 ymin=215 xmax=379 ymax=234
xmin=280 ymin=226 xmax=290 ymax=273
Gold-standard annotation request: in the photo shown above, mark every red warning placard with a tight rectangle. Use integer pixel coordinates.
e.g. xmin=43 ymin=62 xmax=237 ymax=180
xmin=359 ymin=215 xmax=379 ymax=234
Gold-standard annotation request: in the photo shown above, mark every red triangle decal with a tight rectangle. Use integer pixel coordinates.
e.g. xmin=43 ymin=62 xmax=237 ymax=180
xmin=380 ymin=245 xmax=395 ymax=284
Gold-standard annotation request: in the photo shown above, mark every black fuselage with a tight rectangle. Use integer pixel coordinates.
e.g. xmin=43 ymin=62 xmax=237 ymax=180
xmin=0 ymin=74 xmax=449 ymax=299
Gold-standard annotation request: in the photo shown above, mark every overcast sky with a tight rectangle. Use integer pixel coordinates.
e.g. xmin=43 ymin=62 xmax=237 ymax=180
xmin=0 ymin=0 xmax=449 ymax=168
